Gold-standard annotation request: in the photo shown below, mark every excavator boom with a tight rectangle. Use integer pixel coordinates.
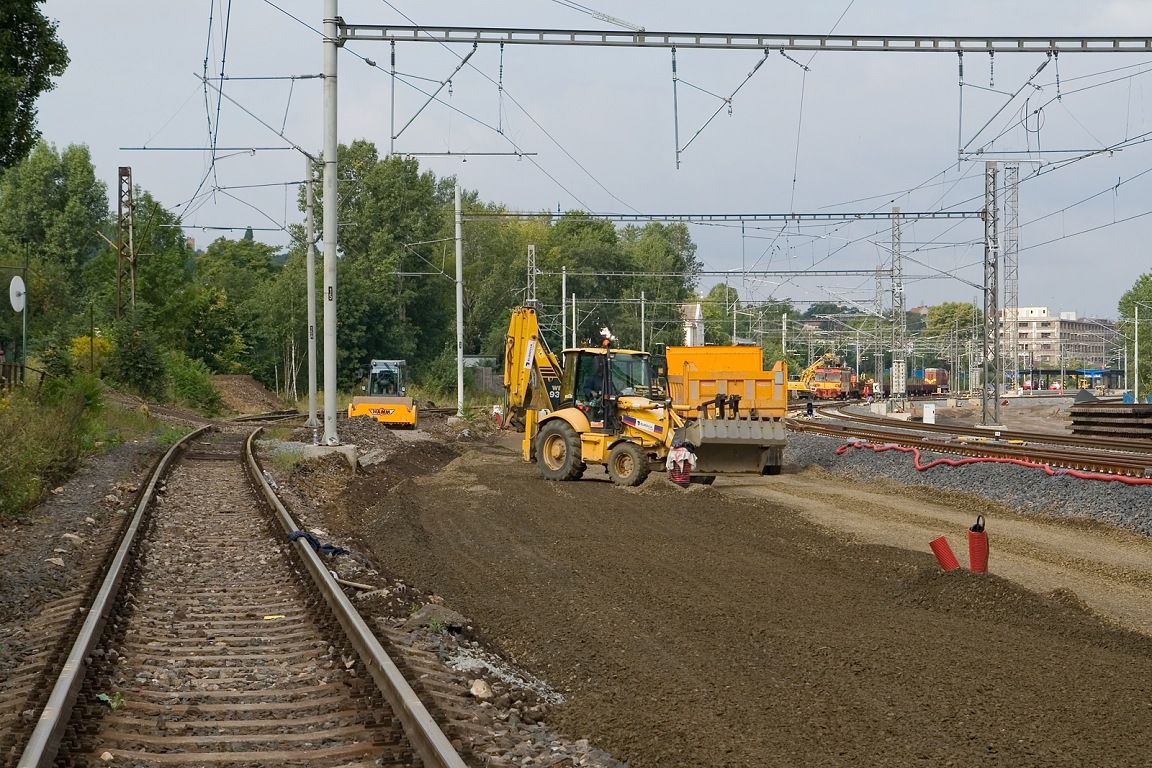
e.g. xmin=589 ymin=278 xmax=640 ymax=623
xmin=503 ymin=307 xmax=563 ymax=427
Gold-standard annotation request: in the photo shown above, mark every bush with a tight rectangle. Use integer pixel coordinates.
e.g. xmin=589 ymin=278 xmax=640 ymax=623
xmin=0 ymin=375 xmax=103 ymax=517
xmin=41 ymin=371 xmax=103 ymax=414
xmin=40 ymin=337 xmax=74 ymax=378
xmin=167 ymin=351 xmax=223 ymax=414
xmin=70 ymin=335 xmax=113 ymax=375
xmin=108 ymin=318 xmax=167 ymax=400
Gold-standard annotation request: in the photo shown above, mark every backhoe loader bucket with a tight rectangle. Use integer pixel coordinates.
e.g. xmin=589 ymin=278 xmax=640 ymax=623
xmin=680 ymin=417 xmax=787 ymax=475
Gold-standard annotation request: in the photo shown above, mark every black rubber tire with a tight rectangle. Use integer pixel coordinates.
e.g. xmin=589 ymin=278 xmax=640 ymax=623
xmin=536 ymin=420 xmax=586 ymax=481
xmin=607 ymin=441 xmax=650 ymax=487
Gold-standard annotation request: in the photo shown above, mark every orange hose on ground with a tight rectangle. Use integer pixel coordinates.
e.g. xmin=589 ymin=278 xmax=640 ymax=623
xmin=834 ymin=440 xmax=1152 ymax=486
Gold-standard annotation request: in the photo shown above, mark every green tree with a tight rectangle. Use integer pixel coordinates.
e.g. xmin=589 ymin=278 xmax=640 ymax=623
xmin=196 ymin=236 xmax=277 ymax=306
xmin=186 ymin=287 xmax=247 ymax=372
xmin=619 ymin=222 xmax=701 ymax=350
xmin=312 ymin=142 xmax=450 ymax=386
xmin=0 ymin=142 xmax=108 ymax=346
xmin=1119 ymin=276 xmax=1152 ymax=397
xmin=923 ymin=301 xmax=982 ymax=338
xmin=108 ymin=312 xmax=167 ymax=399
xmin=0 ymin=0 xmax=68 ymax=168
xmin=544 ymin=213 xmax=630 ymax=346
xmin=248 ymin=246 xmax=308 ymax=396
xmin=458 ymin=200 xmax=543 ymax=357
xmin=701 ymin=283 xmax=738 ymax=346
xmin=79 ymin=191 xmax=198 ymax=350
xmin=802 ymin=302 xmax=851 ymax=319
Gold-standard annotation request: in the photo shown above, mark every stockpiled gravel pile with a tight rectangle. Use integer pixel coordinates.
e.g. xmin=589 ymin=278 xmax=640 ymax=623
xmin=786 ymin=431 xmax=1152 ymax=535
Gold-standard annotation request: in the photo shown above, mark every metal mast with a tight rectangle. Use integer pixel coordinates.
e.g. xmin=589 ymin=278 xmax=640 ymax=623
xmin=304 ymin=157 xmax=319 ymax=430
xmin=890 ymin=207 xmax=907 ymax=407
xmin=322 ymin=0 xmax=340 ymax=445
xmin=116 ymin=167 xmax=136 ymax=318
xmin=1003 ymin=163 xmax=1020 ymax=393
xmin=455 ymin=183 xmax=465 ymax=417
xmin=874 ymin=265 xmax=884 ymax=394
xmin=983 ymin=161 xmax=1001 ymax=425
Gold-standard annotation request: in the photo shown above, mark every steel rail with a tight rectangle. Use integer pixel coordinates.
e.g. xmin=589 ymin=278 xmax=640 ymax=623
xmin=244 ymin=429 xmax=468 ymax=768
xmin=790 ymin=419 xmax=1152 ymax=476
xmin=16 ymin=424 xmax=213 ymax=768
xmin=817 ymin=404 xmax=1152 ymax=454
xmin=229 ymin=409 xmax=302 ymax=423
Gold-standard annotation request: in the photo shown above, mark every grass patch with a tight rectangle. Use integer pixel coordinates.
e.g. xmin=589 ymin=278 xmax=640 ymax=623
xmin=263 ymin=426 xmax=296 ymax=441
xmin=264 ymin=449 xmax=306 ymax=474
xmin=1 ymin=377 xmax=101 ymax=517
xmin=0 ymin=378 xmax=191 ymax=519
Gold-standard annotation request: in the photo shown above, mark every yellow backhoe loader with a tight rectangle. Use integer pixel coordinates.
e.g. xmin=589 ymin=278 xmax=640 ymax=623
xmin=502 ymin=307 xmax=788 ymax=486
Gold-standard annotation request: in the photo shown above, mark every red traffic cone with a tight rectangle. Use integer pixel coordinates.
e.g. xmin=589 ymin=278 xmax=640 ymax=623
xmin=929 ymin=536 xmax=961 ymax=571
xmin=968 ymin=515 xmax=989 ymax=573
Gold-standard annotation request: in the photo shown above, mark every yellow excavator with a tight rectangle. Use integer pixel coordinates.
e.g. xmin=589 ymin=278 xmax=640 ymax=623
xmin=502 ymin=307 xmax=788 ymax=486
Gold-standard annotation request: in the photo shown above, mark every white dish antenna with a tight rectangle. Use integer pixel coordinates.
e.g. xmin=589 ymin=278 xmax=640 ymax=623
xmin=9 ymin=275 xmax=25 ymax=313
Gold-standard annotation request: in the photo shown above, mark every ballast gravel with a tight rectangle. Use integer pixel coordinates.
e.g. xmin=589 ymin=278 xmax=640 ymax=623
xmin=786 ymin=431 xmax=1152 ymax=536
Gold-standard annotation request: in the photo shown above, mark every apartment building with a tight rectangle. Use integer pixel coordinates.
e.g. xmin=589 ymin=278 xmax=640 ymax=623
xmin=999 ymin=307 xmax=1118 ymax=369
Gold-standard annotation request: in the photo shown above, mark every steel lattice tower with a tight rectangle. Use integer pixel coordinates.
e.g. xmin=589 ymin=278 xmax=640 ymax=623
xmin=1003 ymin=163 xmax=1020 ymax=392
xmin=983 ymin=162 xmax=1001 ymax=425
xmin=116 ymin=167 xmax=136 ymax=318
xmin=526 ymin=244 xmax=539 ymax=308
xmin=890 ymin=207 xmax=907 ymax=404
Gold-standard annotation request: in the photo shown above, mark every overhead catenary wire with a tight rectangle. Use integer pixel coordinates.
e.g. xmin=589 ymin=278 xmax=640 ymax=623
xmin=776 ymin=52 xmax=1152 ymax=287
xmin=678 ymin=48 xmax=771 ymax=158
xmin=182 ymin=0 xmax=220 ymax=222
xmin=208 ymin=0 xmax=235 ymax=188
xmin=392 ymin=43 xmax=477 ymax=141
xmin=375 ymin=0 xmax=639 ymax=212
xmin=187 ymin=0 xmax=1152 ymax=315
xmin=256 ymin=0 xmax=598 ymax=210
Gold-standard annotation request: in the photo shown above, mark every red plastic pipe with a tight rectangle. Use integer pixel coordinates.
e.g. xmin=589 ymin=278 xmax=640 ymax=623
xmin=929 ymin=536 xmax=961 ymax=571
xmin=968 ymin=515 xmax=989 ymax=573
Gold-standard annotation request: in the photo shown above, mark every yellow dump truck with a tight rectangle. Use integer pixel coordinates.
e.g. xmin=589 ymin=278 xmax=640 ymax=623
xmin=347 ymin=359 xmax=418 ymax=428
xmin=662 ymin=345 xmax=789 ymax=472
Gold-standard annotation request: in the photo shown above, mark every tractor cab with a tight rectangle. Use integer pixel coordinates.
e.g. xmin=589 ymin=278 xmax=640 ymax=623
xmin=366 ymin=359 xmax=407 ymax=396
xmin=560 ymin=348 xmax=661 ymax=431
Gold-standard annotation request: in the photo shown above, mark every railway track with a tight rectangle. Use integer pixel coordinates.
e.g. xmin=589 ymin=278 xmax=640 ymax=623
xmin=0 ymin=509 xmax=134 ymax=762
xmin=9 ymin=423 xmax=466 ymax=768
xmin=793 ymin=404 xmax=1152 ymax=478
xmin=812 ymin=402 xmax=1152 ymax=454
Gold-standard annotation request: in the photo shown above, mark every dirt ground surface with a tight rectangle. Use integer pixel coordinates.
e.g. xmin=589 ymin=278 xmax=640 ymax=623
xmin=300 ymin=422 xmax=1152 ymax=768
xmin=211 ymin=374 xmax=285 ymax=414
xmin=930 ymin=394 xmax=1072 ymax=432
xmin=0 ymin=442 xmax=158 ymax=660
xmin=9 ymin=392 xmax=1148 ymax=767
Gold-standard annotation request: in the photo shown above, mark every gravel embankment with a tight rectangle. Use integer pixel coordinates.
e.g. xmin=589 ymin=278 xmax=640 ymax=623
xmin=786 ymin=431 xmax=1152 ymax=536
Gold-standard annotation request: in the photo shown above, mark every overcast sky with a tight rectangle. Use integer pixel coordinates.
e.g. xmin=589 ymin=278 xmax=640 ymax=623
xmin=35 ymin=1 xmax=1152 ymax=319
